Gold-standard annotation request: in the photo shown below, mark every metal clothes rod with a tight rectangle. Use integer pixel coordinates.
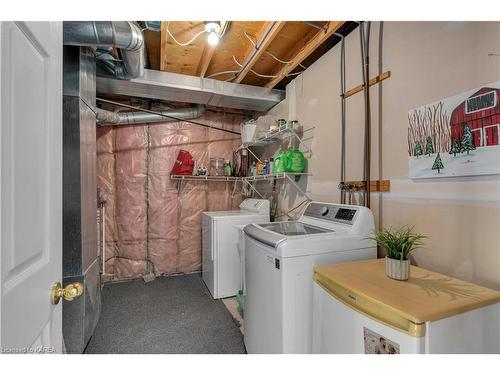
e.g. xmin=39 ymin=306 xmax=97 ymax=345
xmin=96 ymin=98 xmax=242 ymax=136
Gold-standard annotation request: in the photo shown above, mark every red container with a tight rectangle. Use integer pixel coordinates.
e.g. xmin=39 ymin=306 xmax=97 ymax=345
xmin=171 ymin=150 xmax=194 ymax=175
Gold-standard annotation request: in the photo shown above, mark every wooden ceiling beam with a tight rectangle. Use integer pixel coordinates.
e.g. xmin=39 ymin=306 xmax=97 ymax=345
xmin=197 ymin=21 xmax=228 ymax=77
xmin=160 ymin=21 xmax=168 ymax=71
xmin=233 ymin=21 xmax=286 ymax=84
xmin=264 ymin=21 xmax=345 ymax=88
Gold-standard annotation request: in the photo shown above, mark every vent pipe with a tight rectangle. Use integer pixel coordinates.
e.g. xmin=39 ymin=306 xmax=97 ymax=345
xmin=96 ymin=105 xmax=206 ymax=126
xmin=63 ymin=21 xmax=145 ymax=79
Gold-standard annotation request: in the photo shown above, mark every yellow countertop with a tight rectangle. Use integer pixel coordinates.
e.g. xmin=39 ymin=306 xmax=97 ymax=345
xmin=314 ymin=259 xmax=500 ymax=328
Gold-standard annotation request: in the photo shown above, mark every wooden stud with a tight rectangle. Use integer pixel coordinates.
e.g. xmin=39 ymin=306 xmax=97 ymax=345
xmin=233 ymin=21 xmax=286 ymax=84
xmin=264 ymin=21 xmax=345 ymax=88
xmin=160 ymin=21 xmax=168 ymax=71
xmin=344 ymin=71 xmax=391 ymax=98
xmin=342 ymin=180 xmax=391 ymax=193
xmin=197 ymin=21 xmax=228 ymax=77
xmin=144 ymin=29 xmax=161 ymax=70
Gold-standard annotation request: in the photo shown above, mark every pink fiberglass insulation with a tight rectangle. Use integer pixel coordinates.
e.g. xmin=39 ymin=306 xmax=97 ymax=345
xmin=96 ymin=111 xmax=245 ymax=281
xmin=96 ymin=127 xmax=118 ymax=281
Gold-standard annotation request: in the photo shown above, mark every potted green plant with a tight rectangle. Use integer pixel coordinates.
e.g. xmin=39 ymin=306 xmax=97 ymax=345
xmin=371 ymin=227 xmax=426 ymax=281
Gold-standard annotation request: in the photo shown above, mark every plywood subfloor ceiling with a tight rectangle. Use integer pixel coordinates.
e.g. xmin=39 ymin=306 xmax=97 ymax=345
xmin=144 ymin=21 xmax=350 ymax=90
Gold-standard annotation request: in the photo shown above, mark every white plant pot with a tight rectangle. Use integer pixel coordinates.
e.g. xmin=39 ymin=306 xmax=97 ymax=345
xmin=385 ymin=256 xmax=410 ymax=281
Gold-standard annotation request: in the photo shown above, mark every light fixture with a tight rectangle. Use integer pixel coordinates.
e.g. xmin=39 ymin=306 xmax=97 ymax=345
xmin=207 ymin=32 xmax=219 ymax=46
xmin=204 ymin=22 xmax=221 ymax=34
xmin=205 ymin=21 xmax=221 ymax=46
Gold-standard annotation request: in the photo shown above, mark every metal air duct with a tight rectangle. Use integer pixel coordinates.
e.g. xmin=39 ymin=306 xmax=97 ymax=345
xmin=96 ymin=105 xmax=206 ymax=126
xmin=63 ymin=21 xmax=145 ymax=79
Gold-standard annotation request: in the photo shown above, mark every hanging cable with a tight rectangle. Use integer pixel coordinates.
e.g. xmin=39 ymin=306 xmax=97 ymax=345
xmin=244 ymin=31 xmax=308 ymax=69
xmin=96 ymin=98 xmax=241 ymax=135
xmin=232 ymin=55 xmax=305 ymax=79
xmin=166 ymin=21 xmax=207 ymax=46
xmin=232 ymin=56 xmax=278 ymax=78
xmin=219 ymin=21 xmax=229 ymax=39
xmin=205 ymin=70 xmax=241 ymax=79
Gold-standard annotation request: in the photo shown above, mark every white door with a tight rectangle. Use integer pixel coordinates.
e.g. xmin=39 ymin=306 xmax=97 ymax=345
xmin=0 ymin=22 xmax=63 ymax=353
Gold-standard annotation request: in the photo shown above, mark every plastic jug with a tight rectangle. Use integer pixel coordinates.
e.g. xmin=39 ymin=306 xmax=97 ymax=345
xmin=284 ymin=148 xmax=305 ymax=173
xmin=273 ymin=151 xmax=286 ymax=173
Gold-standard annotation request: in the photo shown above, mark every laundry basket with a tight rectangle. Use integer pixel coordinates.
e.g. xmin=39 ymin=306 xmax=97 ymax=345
xmin=241 ymin=120 xmax=257 ymax=144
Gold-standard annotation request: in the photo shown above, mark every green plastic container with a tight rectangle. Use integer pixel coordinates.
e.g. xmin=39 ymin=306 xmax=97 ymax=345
xmin=284 ymin=148 xmax=305 ymax=173
xmin=273 ymin=151 xmax=286 ymax=173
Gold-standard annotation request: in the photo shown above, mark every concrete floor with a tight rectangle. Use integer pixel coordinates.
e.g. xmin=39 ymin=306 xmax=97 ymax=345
xmin=84 ymin=274 xmax=246 ymax=354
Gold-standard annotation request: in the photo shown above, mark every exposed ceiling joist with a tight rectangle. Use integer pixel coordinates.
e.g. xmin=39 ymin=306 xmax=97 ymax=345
xmin=197 ymin=21 xmax=228 ymax=77
xmin=264 ymin=21 xmax=345 ymax=88
xmin=234 ymin=21 xmax=286 ymax=84
xmin=160 ymin=21 xmax=168 ymax=71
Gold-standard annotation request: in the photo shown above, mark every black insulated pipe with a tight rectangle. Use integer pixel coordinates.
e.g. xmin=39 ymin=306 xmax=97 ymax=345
xmin=360 ymin=22 xmax=372 ymax=208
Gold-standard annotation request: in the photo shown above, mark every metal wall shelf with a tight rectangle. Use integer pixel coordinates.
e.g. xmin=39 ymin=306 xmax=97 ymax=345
xmin=170 ymin=175 xmax=240 ymax=182
xmin=240 ymin=126 xmax=315 ymax=161
xmin=171 ymin=172 xmax=310 ymax=182
xmin=170 ymin=173 xmax=312 ymax=200
xmin=244 ymin=126 xmax=314 ymax=146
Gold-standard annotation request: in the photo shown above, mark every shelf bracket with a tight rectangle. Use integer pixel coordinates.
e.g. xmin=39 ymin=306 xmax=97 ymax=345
xmin=242 ymin=178 xmax=264 ymax=199
xmin=244 ymin=146 xmax=263 ymax=164
xmin=176 ymin=179 xmax=185 ymax=196
xmin=285 ymin=174 xmax=312 ymax=201
xmin=231 ymin=179 xmax=239 ymax=197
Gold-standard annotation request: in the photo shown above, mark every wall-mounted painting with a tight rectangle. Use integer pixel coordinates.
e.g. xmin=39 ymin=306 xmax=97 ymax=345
xmin=408 ymin=80 xmax=500 ymax=178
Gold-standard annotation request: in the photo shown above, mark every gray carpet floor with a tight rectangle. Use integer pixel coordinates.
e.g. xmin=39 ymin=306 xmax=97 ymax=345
xmin=84 ymin=274 xmax=246 ymax=354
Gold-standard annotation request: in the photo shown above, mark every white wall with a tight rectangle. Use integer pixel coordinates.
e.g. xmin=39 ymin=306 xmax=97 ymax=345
xmin=265 ymin=22 xmax=500 ymax=289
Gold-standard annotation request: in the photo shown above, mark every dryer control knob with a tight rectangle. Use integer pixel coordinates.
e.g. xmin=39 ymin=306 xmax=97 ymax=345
xmin=320 ymin=206 xmax=329 ymax=216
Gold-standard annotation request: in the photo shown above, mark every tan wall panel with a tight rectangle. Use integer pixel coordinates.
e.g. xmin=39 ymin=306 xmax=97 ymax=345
xmin=263 ymin=21 xmax=500 ymax=288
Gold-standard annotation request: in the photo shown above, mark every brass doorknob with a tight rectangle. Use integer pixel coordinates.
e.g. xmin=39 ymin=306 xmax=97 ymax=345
xmin=51 ymin=282 xmax=84 ymax=305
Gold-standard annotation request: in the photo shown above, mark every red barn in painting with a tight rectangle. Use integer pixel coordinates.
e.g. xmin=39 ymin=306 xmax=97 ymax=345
xmin=450 ymin=87 xmax=500 ymax=147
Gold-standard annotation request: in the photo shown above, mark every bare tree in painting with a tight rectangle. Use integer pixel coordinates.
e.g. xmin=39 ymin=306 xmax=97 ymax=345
xmin=408 ymin=101 xmax=451 ymax=156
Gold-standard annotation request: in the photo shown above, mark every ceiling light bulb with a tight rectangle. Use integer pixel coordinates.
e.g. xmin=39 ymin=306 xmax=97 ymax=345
xmin=207 ymin=32 xmax=219 ymax=46
xmin=205 ymin=22 xmax=221 ymax=34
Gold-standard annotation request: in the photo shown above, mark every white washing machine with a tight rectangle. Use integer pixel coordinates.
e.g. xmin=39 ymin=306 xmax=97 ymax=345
xmin=243 ymin=202 xmax=376 ymax=353
xmin=202 ymin=199 xmax=270 ymax=299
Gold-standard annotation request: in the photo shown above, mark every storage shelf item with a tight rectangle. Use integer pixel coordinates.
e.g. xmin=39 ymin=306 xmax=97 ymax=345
xmin=241 ymin=126 xmax=315 ymax=148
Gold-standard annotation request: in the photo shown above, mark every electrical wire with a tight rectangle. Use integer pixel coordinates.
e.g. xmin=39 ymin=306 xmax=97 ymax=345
xmin=232 ymin=56 xmax=279 ymax=78
xmin=166 ymin=21 xmax=207 ymax=47
xmin=273 ymin=198 xmax=310 ymax=220
xmin=219 ymin=21 xmax=229 ymax=39
xmin=166 ymin=21 xmax=228 ymax=47
xmin=232 ymin=55 xmax=305 ymax=79
xmin=205 ymin=70 xmax=241 ymax=79
xmin=105 ymin=255 xmax=157 ymax=274
xmin=244 ymin=31 xmax=307 ymax=69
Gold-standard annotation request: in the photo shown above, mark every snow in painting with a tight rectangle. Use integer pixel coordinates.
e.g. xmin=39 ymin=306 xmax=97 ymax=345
xmin=408 ymin=80 xmax=500 ymax=179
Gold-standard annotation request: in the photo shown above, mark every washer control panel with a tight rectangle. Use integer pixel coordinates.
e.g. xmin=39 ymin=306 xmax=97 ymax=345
xmin=303 ymin=202 xmax=357 ymax=224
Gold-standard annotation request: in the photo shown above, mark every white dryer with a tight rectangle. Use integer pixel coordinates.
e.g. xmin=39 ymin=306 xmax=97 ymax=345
xmin=202 ymin=199 xmax=270 ymax=299
xmin=243 ymin=202 xmax=376 ymax=353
